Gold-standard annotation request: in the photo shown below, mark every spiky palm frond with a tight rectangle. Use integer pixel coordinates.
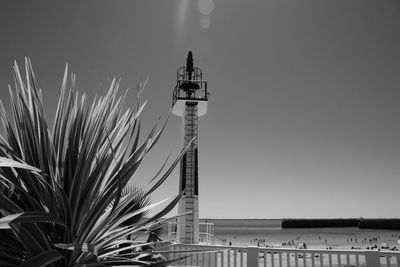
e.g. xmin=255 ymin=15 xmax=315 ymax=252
xmin=0 ymin=59 xmax=190 ymax=266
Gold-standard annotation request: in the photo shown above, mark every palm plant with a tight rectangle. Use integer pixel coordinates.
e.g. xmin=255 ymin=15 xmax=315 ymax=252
xmin=0 ymin=58 xmax=190 ymax=266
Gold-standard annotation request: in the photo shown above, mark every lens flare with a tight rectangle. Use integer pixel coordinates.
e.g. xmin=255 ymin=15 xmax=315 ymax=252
xmin=200 ymin=15 xmax=211 ymax=31
xmin=198 ymin=0 xmax=214 ymax=15
xmin=198 ymin=0 xmax=214 ymax=31
xmin=176 ymin=0 xmax=190 ymax=34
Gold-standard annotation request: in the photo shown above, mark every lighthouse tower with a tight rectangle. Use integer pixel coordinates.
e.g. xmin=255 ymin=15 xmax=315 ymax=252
xmin=172 ymin=52 xmax=208 ymax=244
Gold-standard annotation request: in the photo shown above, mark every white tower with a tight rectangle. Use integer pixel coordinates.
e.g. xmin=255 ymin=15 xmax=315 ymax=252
xmin=172 ymin=52 xmax=208 ymax=244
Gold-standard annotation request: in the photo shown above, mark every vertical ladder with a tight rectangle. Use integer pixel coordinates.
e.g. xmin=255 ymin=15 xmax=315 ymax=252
xmin=180 ymin=103 xmax=198 ymax=244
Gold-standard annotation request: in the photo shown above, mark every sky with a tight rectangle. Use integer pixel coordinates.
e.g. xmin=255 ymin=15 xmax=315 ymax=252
xmin=0 ymin=0 xmax=400 ymax=219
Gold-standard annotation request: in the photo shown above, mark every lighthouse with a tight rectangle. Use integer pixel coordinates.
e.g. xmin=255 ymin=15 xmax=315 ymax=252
xmin=172 ymin=52 xmax=208 ymax=244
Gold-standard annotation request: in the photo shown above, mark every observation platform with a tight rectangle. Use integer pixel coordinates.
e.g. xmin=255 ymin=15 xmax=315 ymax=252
xmin=171 ymin=66 xmax=208 ymax=117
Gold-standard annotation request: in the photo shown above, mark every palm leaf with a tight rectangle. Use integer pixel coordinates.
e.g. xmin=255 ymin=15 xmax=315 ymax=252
xmin=0 ymin=59 xmax=187 ymax=266
xmin=18 ymin=250 xmax=64 ymax=267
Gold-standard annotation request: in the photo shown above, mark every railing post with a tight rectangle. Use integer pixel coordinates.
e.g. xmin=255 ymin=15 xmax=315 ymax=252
xmin=364 ymin=251 xmax=380 ymax=267
xmin=397 ymin=254 xmax=400 ymax=267
xmin=247 ymin=246 xmax=259 ymax=267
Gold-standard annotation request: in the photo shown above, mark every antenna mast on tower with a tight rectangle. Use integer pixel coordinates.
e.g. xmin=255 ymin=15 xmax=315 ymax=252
xmin=171 ymin=51 xmax=208 ymax=244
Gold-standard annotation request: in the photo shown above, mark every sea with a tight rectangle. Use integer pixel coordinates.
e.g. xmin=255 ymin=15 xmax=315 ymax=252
xmin=198 ymin=219 xmax=400 ymax=250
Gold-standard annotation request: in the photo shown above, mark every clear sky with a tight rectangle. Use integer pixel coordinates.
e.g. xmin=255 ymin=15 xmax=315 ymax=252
xmin=1 ymin=0 xmax=400 ymax=219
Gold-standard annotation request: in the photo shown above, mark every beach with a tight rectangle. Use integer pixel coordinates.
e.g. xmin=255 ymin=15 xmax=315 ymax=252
xmin=199 ymin=219 xmax=400 ymax=250
xmin=162 ymin=219 xmax=400 ymax=266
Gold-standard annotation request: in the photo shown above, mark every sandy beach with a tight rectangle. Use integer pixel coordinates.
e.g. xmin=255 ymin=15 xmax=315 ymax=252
xmin=198 ymin=219 xmax=400 ymax=250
